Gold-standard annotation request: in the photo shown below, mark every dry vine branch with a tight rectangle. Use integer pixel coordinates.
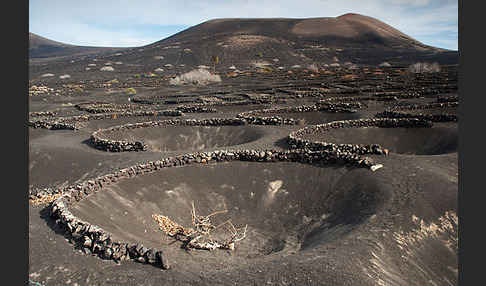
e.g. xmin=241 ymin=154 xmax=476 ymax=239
xmin=152 ymin=201 xmax=248 ymax=251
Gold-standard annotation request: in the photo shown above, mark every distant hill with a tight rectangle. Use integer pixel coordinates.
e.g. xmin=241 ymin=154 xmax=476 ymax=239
xmin=29 ymin=32 xmax=127 ymax=59
xmin=121 ymin=13 xmax=457 ymax=68
xmin=28 ymin=14 xmax=458 ymax=81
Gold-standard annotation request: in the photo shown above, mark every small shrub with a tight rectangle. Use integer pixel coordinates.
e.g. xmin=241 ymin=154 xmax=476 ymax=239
xmin=100 ymin=66 xmax=115 ymax=72
xmin=408 ymin=62 xmax=441 ymax=73
xmin=307 ymin=64 xmax=319 ymax=72
xmin=126 ymin=88 xmax=137 ymax=95
xmin=169 ymin=69 xmax=222 ymax=86
xmin=263 ymin=67 xmax=273 ymax=73
xmin=252 ymin=61 xmax=271 ymax=69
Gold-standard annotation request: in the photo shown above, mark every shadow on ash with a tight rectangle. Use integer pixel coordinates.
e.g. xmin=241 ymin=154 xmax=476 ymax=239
xmin=70 ymin=161 xmax=387 ymax=270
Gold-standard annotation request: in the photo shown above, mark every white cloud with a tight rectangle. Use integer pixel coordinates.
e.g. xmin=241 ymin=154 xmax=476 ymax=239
xmin=389 ymin=0 xmax=431 ymax=6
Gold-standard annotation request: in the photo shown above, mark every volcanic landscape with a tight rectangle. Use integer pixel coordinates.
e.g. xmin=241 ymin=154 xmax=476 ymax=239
xmin=29 ymin=14 xmax=458 ymax=285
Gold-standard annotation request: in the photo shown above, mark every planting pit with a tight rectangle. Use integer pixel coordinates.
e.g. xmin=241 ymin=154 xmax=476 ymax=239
xmin=81 ymin=115 xmax=178 ymax=131
xmin=301 ymin=123 xmax=458 ymax=155
xmin=276 ymin=111 xmax=361 ymax=125
xmin=214 ymin=104 xmax=272 ymax=114
xmin=100 ymin=125 xmax=265 ymax=152
xmin=70 ymin=160 xmax=382 ymax=269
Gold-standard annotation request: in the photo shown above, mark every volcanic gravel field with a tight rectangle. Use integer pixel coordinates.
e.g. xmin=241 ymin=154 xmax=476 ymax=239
xmin=28 ymin=17 xmax=458 ymax=285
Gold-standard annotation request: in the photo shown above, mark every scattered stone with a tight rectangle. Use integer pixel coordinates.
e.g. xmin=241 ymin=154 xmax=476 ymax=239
xmin=370 ymin=164 xmax=384 ymax=172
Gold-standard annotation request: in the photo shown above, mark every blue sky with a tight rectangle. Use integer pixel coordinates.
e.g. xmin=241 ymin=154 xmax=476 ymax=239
xmin=29 ymin=0 xmax=458 ymax=50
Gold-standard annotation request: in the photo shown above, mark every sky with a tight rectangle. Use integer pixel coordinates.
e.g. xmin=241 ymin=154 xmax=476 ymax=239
xmin=29 ymin=0 xmax=458 ymax=50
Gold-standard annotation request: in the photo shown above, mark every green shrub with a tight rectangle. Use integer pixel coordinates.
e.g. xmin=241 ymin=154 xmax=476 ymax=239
xmin=126 ymin=88 xmax=137 ymax=95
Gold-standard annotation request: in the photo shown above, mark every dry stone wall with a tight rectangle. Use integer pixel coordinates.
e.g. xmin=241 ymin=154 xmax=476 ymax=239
xmin=236 ymin=103 xmax=358 ymax=125
xmin=75 ymin=103 xmax=135 ymax=114
xmin=28 ymin=110 xmax=183 ymax=130
xmin=287 ymin=118 xmax=433 ymax=154
xmin=29 ymin=111 xmax=57 ymax=118
xmin=89 ymin=118 xmax=248 ymax=152
xmin=46 ymin=148 xmax=378 ymax=269
xmin=375 ymin=102 xmax=458 ymax=122
xmin=175 ymin=105 xmax=218 ymax=113
xmin=436 ymin=95 xmax=458 ymax=103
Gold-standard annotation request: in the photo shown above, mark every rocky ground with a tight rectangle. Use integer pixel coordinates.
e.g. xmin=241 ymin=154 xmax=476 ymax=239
xmin=29 ymin=62 xmax=458 ymax=285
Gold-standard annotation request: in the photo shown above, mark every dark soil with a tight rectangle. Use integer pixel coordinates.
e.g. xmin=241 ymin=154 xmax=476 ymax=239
xmin=28 ymin=17 xmax=458 ymax=285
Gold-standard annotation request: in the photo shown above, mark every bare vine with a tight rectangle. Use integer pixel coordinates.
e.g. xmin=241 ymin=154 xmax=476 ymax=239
xmin=152 ymin=201 xmax=247 ymax=251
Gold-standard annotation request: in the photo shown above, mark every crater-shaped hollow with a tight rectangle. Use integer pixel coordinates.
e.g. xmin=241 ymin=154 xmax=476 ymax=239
xmin=81 ymin=115 xmax=178 ymax=131
xmin=280 ymin=111 xmax=361 ymax=125
xmin=301 ymin=122 xmax=458 ymax=155
xmin=255 ymin=111 xmax=361 ymax=125
xmin=71 ymin=161 xmax=383 ymax=268
xmin=102 ymin=125 xmax=265 ymax=152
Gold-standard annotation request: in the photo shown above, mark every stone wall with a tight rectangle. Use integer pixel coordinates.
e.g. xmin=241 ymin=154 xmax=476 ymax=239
xmin=375 ymin=111 xmax=457 ymax=122
xmin=75 ymin=103 xmax=134 ymax=114
xmin=46 ymin=148 xmax=378 ymax=269
xmin=29 ymin=111 xmax=57 ymax=118
xmin=75 ymin=102 xmax=218 ymax=114
xmin=437 ymin=95 xmax=458 ymax=103
xmin=175 ymin=105 xmax=217 ymax=113
xmin=388 ymin=102 xmax=458 ymax=111
xmin=287 ymin=118 xmax=433 ymax=154
xmin=236 ymin=103 xmax=358 ymax=125
xmin=318 ymin=95 xmax=398 ymax=104
xmin=28 ymin=120 xmax=77 ymax=130
xmin=375 ymin=102 xmax=458 ymax=122
xmin=89 ymin=118 xmax=248 ymax=152
xmin=28 ymin=110 xmax=183 ymax=130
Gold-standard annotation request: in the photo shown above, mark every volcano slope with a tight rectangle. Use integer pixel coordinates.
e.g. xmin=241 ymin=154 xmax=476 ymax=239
xmin=29 ymin=15 xmax=458 ymax=286
xmin=29 ymin=13 xmax=458 ymax=84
